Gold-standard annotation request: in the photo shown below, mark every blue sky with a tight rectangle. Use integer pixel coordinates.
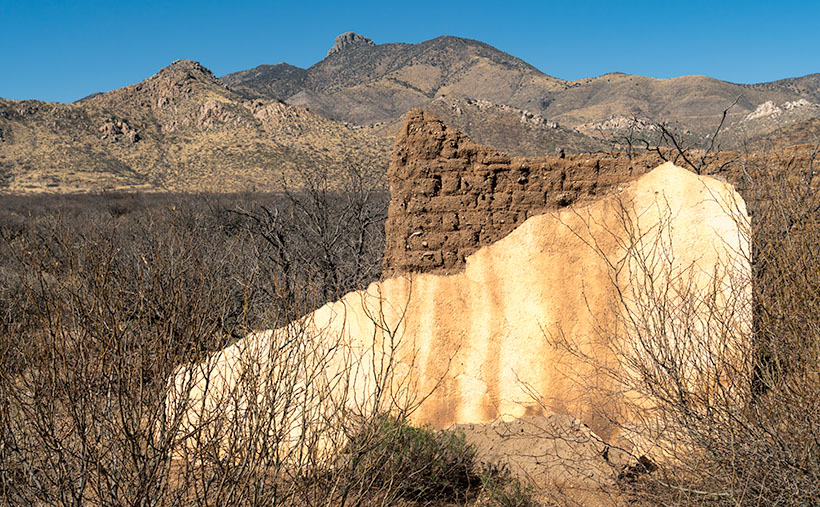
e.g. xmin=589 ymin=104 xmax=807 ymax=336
xmin=1 ymin=0 xmax=818 ymax=103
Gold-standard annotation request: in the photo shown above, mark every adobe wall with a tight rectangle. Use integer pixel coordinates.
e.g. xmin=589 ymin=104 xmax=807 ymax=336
xmin=172 ymin=161 xmax=750 ymax=454
xmin=383 ymin=109 xmax=666 ymax=277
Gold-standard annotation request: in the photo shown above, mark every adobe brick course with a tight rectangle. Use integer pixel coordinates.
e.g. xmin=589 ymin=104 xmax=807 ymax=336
xmin=383 ymin=109 xmax=820 ymax=277
xmin=382 ymin=109 xmax=669 ymax=276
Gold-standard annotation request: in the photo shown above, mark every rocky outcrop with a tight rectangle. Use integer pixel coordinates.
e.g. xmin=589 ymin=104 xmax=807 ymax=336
xmin=327 ymin=32 xmax=375 ymax=56
xmin=197 ymin=99 xmax=241 ymax=129
xmin=140 ymin=60 xmax=223 ymax=111
xmin=99 ymin=118 xmax=140 ymax=143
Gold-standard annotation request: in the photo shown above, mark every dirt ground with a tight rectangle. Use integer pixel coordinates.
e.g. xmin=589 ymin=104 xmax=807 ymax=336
xmin=454 ymin=414 xmax=635 ymax=505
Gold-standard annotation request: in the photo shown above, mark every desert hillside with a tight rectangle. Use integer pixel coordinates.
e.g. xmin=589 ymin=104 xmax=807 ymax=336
xmin=2 ymin=34 xmax=817 ymax=194
xmin=225 ymin=33 xmax=820 ymax=146
xmin=0 ymin=60 xmax=392 ymax=193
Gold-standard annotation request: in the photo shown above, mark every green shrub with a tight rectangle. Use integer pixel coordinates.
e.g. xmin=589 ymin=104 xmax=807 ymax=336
xmin=345 ymin=415 xmax=482 ymax=503
xmin=480 ymin=463 xmax=536 ymax=507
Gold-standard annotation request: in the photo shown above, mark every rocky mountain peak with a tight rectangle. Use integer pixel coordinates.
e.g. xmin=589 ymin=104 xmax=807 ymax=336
xmin=327 ymin=32 xmax=374 ymax=56
xmin=147 ymin=59 xmax=225 ymax=95
xmin=89 ymin=59 xmax=232 ymax=118
xmin=156 ymin=59 xmax=216 ymax=80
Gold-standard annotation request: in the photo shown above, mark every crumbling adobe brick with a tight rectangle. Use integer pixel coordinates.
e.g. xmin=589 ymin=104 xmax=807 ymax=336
xmin=382 ymin=109 xmax=669 ymax=277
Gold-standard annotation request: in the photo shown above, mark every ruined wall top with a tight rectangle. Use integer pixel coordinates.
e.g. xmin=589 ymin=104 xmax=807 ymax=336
xmin=382 ymin=109 xmax=667 ymax=277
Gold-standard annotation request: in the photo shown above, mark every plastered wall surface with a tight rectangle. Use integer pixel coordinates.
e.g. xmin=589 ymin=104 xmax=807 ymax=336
xmin=170 ymin=129 xmax=749 ymax=450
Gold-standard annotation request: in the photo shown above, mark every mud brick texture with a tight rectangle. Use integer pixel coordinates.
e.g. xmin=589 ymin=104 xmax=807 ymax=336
xmin=382 ymin=109 xmax=667 ymax=277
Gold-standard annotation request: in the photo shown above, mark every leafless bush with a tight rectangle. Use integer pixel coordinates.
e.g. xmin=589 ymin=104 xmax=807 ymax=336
xmin=0 ymin=165 xmax=519 ymax=505
xmin=0 ymin=165 xmax=390 ymax=504
xmin=545 ymin=145 xmax=820 ymax=506
xmin=0 ymin=214 xmax=238 ymax=505
xmin=227 ymin=163 xmax=388 ymax=321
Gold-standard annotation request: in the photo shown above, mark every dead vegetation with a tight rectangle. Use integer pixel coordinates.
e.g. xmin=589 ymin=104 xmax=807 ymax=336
xmin=634 ymin=146 xmax=820 ymax=505
xmin=2 ymin=120 xmax=820 ymax=505
xmin=541 ymin=139 xmax=820 ymax=505
xmin=0 ymin=166 xmax=533 ymax=506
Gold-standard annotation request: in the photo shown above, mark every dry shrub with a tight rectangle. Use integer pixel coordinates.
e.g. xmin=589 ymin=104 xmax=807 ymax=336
xmin=0 ymin=168 xmax=524 ymax=505
xmin=549 ymin=146 xmax=820 ymax=506
xmin=0 ymin=215 xmax=237 ymax=505
xmin=0 ymin=165 xmax=399 ymax=505
xmin=342 ymin=415 xmax=481 ymax=503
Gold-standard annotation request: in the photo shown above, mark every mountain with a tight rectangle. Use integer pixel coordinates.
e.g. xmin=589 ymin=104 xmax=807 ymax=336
xmin=747 ymin=73 xmax=820 ymax=101
xmin=223 ymin=35 xmax=566 ymax=125
xmin=0 ymin=60 xmax=392 ymax=193
xmin=2 ymin=34 xmax=817 ymax=194
xmin=224 ymin=34 xmax=820 ymax=147
xmin=223 ymin=62 xmax=308 ymax=103
xmin=549 ymin=73 xmax=820 ymax=144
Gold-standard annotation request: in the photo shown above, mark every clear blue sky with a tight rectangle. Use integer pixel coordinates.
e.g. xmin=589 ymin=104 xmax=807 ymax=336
xmin=1 ymin=0 xmax=818 ymax=103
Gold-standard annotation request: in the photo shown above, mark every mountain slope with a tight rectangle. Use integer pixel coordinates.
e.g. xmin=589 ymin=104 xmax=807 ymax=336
xmin=223 ymin=35 xmax=567 ymax=125
xmin=0 ymin=60 xmax=392 ymax=193
xmin=747 ymin=117 xmax=820 ymax=147
xmin=223 ymin=62 xmax=308 ymax=101
xmin=746 ymin=73 xmax=820 ymax=102
xmin=550 ymin=73 xmax=820 ymax=142
xmin=224 ymin=34 xmax=820 ymax=146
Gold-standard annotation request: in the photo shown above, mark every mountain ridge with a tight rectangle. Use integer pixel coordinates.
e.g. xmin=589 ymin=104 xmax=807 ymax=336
xmin=223 ymin=34 xmax=566 ymax=125
xmin=1 ymin=34 xmax=818 ymax=193
xmin=223 ymin=33 xmax=820 ymax=144
xmin=0 ymin=59 xmax=392 ymax=193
